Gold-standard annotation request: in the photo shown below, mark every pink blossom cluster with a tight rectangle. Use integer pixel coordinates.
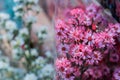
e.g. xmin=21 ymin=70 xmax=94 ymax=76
xmin=55 ymin=4 xmax=120 ymax=80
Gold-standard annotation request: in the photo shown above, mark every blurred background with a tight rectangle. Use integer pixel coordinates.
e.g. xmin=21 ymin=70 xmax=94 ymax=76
xmin=0 ymin=0 xmax=55 ymax=80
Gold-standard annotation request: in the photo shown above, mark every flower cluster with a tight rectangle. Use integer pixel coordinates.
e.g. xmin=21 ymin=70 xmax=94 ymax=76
xmin=13 ymin=0 xmax=40 ymax=18
xmin=55 ymin=4 xmax=120 ymax=80
xmin=0 ymin=0 xmax=54 ymax=79
xmin=0 ymin=50 xmax=25 ymax=80
xmin=0 ymin=12 xmax=54 ymax=80
xmin=0 ymin=13 xmax=18 ymax=41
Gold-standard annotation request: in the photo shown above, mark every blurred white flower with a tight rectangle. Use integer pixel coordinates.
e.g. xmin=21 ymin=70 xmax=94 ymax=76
xmin=14 ymin=12 xmax=24 ymax=18
xmin=13 ymin=37 xmax=24 ymax=46
xmin=24 ymin=73 xmax=37 ymax=80
xmin=32 ymin=57 xmax=46 ymax=67
xmin=6 ymin=32 xmax=14 ymax=40
xmin=11 ymin=40 xmax=17 ymax=46
xmin=37 ymin=26 xmax=47 ymax=41
xmin=0 ymin=13 xmax=10 ymax=20
xmin=25 ymin=15 xmax=36 ymax=24
xmin=12 ymin=48 xmax=23 ymax=60
xmin=13 ymin=5 xmax=23 ymax=11
xmin=0 ymin=61 xmax=9 ymax=69
xmin=19 ymin=28 xmax=29 ymax=36
xmin=5 ymin=20 xmax=17 ymax=32
xmin=32 ymin=5 xmax=41 ymax=12
xmin=31 ymin=49 xmax=38 ymax=57
xmin=45 ymin=51 xmax=52 ymax=58
xmin=39 ymin=64 xmax=54 ymax=78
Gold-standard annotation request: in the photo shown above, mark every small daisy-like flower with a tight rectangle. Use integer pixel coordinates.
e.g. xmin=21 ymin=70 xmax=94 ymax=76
xmin=69 ymin=28 xmax=81 ymax=41
xmin=71 ymin=44 xmax=85 ymax=54
xmin=86 ymin=51 xmax=102 ymax=65
xmin=71 ymin=52 xmax=83 ymax=65
xmin=86 ymin=4 xmax=97 ymax=18
xmin=57 ymin=44 xmax=70 ymax=55
xmin=83 ymin=31 xmax=95 ymax=46
xmin=56 ymin=58 xmax=71 ymax=72
xmin=83 ymin=15 xmax=92 ymax=26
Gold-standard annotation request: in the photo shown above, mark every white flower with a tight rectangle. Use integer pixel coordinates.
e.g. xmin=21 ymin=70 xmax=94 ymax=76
xmin=12 ymin=48 xmax=23 ymax=60
xmin=6 ymin=32 xmax=14 ymax=40
xmin=36 ymin=57 xmax=45 ymax=64
xmin=14 ymin=12 xmax=24 ymax=18
xmin=14 ymin=37 xmax=24 ymax=46
xmin=31 ymin=49 xmax=38 ymax=56
xmin=25 ymin=15 xmax=36 ymax=24
xmin=45 ymin=51 xmax=52 ymax=58
xmin=13 ymin=5 xmax=23 ymax=11
xmin=39 ymin=64 xmax=54 ymax=78
xmin=0 ymin=13 xmax=10 ymax=20
xmin=25 ymin=50 xmax=30 ymax=57
xmin=0 ymin=61 xmax=9 ymax=69
xmin=11 ymin=40 xmax=17 ymax=46
xmin=19 ymin=28 xmax=29 ymax=36
xmin=37 ymin=26 xmax=47 ymax=39
xmin=32 ymin=5 xmax=41 ymax=12
xmin=32 ymin=57 xmax=45 ymax=67
xmin=5 ymin=20 xmax=17 ymax=31
xmin=24 ymin=73 xmax=37 ymax=80
xmin=114 ymin=68 xmax=120 ymax=80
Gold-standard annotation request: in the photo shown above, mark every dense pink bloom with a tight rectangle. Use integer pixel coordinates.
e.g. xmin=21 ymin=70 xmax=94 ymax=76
xmin=55 ymin=3 xmax=120 ymax=80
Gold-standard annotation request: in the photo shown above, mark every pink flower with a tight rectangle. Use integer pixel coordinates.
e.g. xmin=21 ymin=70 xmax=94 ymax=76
xmin=110 ymin=53 xmax=119 ymax=63
xmin=113 ymin=68 xmax=120 ymax=80
xmin=92 ymin=68 xmax=102 ymax=79
xmin=70 ymin=8 xmax=84 ymax=18
xmin=86 ymin=4 xmax=97 ymax=18
xmin=86 ymin=51 xmax=102 ymax=65
xmin=56 ymin=58 xmax=75 ymax=80
xmin=84 ymin=68 xmax=93 ymax=77
xmin=69 ymin=28 xmax=81 ymax=41
xmin=71 ymin=52 xmax=83 ymax=65
xmin=83 ymin=30 xmax=95 ymax=46
xmin=101 ymin=65 xmax=110 ymax=76
xmin=83 ymin=15 xmax=92 ymax=26
xmin=70 ymin=44 xmax=85 ymax=54
xmin=57 ymin=44 xmax=70 ymax=55
xmin=73 ymin=67 xmax=81 ymax=77
xmin=56 ymin=58 xmax=71 ymax=72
